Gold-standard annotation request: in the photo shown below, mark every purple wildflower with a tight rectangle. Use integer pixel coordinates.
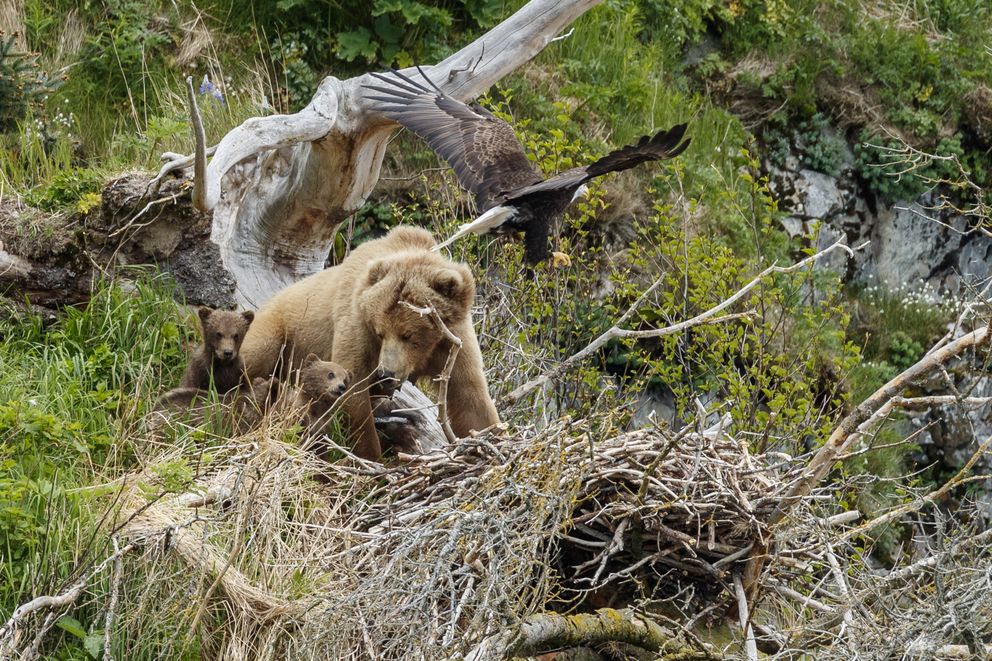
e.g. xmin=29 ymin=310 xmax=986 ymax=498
xmin=199 ymin=75 xmax=225 ymax=104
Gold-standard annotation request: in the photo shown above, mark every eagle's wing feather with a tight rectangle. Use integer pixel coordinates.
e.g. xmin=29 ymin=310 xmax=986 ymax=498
xmin=584 ymin=123 xmax=690 ymax=177
xmin=365 ymin=69 xmax=541 ymax=209
xmin=506 ymin=124 xmax=691 ymax=202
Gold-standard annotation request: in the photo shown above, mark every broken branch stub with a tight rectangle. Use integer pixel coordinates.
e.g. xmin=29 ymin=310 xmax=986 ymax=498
xmin=171 ymin=0 xmax=604 ymax=307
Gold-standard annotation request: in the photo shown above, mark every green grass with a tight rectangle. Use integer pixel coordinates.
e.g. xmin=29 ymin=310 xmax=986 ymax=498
xmin=0 ymin=275 xmax=197 ymax=654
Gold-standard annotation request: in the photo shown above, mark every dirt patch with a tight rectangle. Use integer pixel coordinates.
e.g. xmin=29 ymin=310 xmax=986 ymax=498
xmin=0 ymin=172 xmax=236 ymax=309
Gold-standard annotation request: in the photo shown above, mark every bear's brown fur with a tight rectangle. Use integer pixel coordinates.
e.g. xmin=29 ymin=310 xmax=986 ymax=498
xmin=240 ymin=225 xmax=500 ymax=459
xmin=152 ymin=376 xmax=277 ymax=433
xmin=272 ymin=353 xmax=351 ymax=444
xmin=180 ymin=307 xmax=254 ymax=393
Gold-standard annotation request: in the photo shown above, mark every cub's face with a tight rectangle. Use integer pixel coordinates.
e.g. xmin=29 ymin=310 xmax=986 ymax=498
xmin=199 ymin=307 xmax=254 ymax=363
xmin=300 ymin=354 xmax=351 ymax=404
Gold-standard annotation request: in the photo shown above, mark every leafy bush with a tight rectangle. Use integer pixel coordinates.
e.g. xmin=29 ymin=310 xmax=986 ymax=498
xmin=24 ymin=166 xmax=103 ymax=211
xmin=764 ymin=112 xmax=846 ymax=176
xmin=855 ymin=132 xmax=965 ymax=202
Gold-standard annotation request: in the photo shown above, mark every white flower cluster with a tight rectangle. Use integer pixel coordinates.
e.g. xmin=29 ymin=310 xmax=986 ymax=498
xmin=861 ymin=275 xmax=968 ymax=316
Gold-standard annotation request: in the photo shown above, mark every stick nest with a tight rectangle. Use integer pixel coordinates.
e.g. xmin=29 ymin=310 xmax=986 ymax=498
xmin=100 ymin=414 xmax=804 ymax=659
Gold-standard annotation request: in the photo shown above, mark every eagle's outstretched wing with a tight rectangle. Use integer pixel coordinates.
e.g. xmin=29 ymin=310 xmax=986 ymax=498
xmin=364 ymin=68 xmax=542 ymax=210
xmin=505 ymin=124 xmax=691 ymax=203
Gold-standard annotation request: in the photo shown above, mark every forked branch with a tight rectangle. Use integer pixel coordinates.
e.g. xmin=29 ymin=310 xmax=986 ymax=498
xmin=503 ymin=238 xmax=856 ymax=405
xmin=400 ymin=301 xmax=462 ymax=443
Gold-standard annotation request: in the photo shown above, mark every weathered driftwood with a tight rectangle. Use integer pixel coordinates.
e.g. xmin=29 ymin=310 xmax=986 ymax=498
xmin=464 ymin=607 xmax=720 ymax=660
xmin=155 ymin=0 xmax=604 ymax=307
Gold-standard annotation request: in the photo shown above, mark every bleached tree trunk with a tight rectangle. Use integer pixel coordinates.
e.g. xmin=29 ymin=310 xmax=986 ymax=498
xmin=161 ymin=0 xmax=603 ymax=308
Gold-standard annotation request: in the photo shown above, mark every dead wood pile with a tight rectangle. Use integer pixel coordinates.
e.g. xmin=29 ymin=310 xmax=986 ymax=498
xmin=88 ymin=413 xmax=811 ymax=659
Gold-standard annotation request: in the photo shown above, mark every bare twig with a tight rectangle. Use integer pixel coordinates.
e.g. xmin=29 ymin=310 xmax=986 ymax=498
xmin=733 ymin=574 xmax=758 ymax=661
xmin=102 ymin=537 xmax=124 ymax=661
xmin=185 ymin=76 xmax=207 ymax=212
xmin=504 ymin=238 xmax=855 ymax=405
xmin=399 ymin=301 xmax=462 ymax=444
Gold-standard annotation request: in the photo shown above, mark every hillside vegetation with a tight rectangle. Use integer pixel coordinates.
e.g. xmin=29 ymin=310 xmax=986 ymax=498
xmin=1 ymin=0 xmax=991 ymax=658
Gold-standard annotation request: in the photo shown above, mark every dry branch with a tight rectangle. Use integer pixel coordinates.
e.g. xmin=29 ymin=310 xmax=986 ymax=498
xmin=399 ymin=300 xmax=463 ymax=443
xmin=464 ymin=607 xmax=721 ymax=660
xmin=185 ymin=76 xmax=207 ymax=212
xmin=503 ymin=238 xmax=855 ymax=405
xmin=156 ymin=0 xmax=605 ymax=306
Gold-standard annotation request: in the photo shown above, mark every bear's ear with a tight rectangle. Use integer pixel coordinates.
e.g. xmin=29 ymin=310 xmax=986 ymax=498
xmin=430 ymin=267 xmax=473 ymax=306
xmin=241 ymin=310 xmax=255 ymax=325
xmin=303 ymin=353 xmax=320 ymax=367
xmin=366 ymin=259 xmax=391 ymax=287
xmin=197 ymin=306 xmax=212 ymax=327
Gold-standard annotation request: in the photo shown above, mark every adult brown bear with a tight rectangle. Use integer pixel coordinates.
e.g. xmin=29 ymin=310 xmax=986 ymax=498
xmin=239 ymin=226 xmax=500 ymax=460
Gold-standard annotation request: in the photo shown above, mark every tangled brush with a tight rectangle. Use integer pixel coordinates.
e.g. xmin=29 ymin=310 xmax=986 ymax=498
xmin=53 ymin=408 xmax=799 ymax=660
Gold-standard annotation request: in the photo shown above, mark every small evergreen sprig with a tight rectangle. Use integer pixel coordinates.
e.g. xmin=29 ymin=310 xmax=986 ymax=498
xmin=0 ymin=33 xmax=60 ymax=134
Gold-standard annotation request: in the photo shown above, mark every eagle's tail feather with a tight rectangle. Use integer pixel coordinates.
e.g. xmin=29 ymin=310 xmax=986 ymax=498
xmin=432 ymin=206 xmax=516 ymax=251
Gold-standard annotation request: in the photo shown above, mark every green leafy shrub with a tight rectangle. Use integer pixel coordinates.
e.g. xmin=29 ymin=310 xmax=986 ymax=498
xmin=271 ymin=33 xmax=320 ymax=110
xmin=24 ymin=166 xmax=103 ymax=211
xmin=855 ymin=132 xmax=965 ymax=202
xmin=764 ymin=112 xmax=846 ymax=176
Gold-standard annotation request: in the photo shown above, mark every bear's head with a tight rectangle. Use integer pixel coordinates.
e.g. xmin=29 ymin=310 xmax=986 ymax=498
xmin=199 ymin=307 xmax=255 ymax=363
xmin=300 ymin=353 xmax=351 ymax=404
xmin=358 ymin=252 xmax=474 ymax=393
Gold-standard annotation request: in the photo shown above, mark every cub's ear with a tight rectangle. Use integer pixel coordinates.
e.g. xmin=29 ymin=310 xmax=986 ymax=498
xmin=197 ymin=306 xmax=212 ymax=326
xmin=241 ymin=310 xmax=255 ymax=325
xmin=303 ymin=353 xmax=321 ymax=368
xmin=366 ymin=259 xmax=391 ymax=287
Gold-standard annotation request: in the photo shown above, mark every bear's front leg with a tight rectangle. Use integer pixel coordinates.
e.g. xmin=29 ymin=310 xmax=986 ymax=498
xmin=341 ymin=388 xmax=383 ymax=460
xmin=445 ymin=320 xmax=501 ymax=437
xmin=332 ymin=329 xmax=384 ymax=461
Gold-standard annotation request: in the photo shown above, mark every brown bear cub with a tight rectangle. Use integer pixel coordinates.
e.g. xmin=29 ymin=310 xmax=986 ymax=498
xmin=273 ymin=353 xmax=351 ymax=441
xmin=180 ymin=307 xmax=255 ymax=394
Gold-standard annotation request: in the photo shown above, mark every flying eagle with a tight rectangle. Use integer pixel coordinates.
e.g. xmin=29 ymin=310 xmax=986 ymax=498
xmin=365 ymin=68 xmax=691 ymax=264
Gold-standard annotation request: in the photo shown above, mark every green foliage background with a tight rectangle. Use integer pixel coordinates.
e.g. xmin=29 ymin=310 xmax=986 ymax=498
xmin=0 ymin=0 xmax=985 ymax=655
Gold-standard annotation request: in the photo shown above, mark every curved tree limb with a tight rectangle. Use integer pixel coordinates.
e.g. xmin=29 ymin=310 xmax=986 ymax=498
xmin=185 ymin=76 xmax=207 ymax=212
xmin=160 ymin=0 xmax=604 ymax=307
xmin=463 ymin=608 xmax=722 ymax=661
xmin=502 ymin=238 xmax=856 ymax=406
